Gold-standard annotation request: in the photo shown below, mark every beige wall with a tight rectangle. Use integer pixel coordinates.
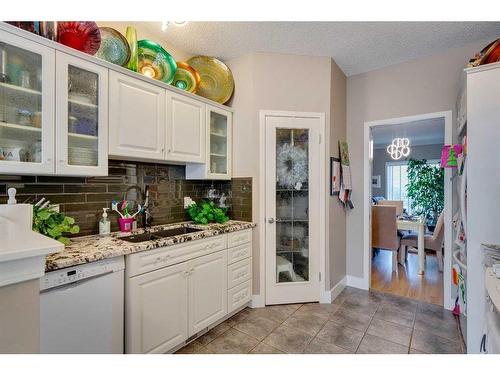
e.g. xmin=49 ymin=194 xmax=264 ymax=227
xmin=346 ymin=40 xmax=486 ymax=279
xmin=0 ymin=279 xmax=40 ymax=353
xmin=96 ymin=22 xmax=191 ymax=62
xmin=227 ymin=52 xmax=347 ymax=297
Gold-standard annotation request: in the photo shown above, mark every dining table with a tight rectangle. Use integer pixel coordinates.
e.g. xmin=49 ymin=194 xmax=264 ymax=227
xmin=397 ymin=216 xmax=426 ymax=275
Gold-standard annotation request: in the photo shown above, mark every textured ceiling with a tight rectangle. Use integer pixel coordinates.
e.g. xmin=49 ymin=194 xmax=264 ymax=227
xmin=141 ymin=21 xmax=500 ymax=76
xmin=372 ymin=117 xmax=445 ymax=148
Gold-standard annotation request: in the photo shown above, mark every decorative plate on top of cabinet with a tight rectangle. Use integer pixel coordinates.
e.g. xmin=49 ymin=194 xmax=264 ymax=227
xmin=137 ymin=40 xmax=177 ymax=84
xmin=171 ymin=61 xmax=201 ymax=93
xmin=57 ymin=22 xmax=101 ymax=55
xmin=187 ymin=56 xmax=234 ymax=104
xmin=95 ymin=27 xmax=131 ymax=67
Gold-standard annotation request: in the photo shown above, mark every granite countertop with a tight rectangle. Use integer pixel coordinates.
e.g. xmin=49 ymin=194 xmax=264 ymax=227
xmin=45 ymin=220 xmax=256 ymax=272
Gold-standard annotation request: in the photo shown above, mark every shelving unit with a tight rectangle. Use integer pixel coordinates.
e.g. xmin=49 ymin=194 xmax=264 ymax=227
xmin=0 ymin=81 xmax=41 ymax=95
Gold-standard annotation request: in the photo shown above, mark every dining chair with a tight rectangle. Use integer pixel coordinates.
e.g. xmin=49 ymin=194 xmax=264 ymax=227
xmin=400 ymin=212 xmax=445 ymax=271
xmin=372 ymin=205 xmax=401 ymax=273
xmin=378 ymin=200 xmax=404 ymax=216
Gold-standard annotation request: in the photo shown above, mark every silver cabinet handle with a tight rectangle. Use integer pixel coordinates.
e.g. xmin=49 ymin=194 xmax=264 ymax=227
xmin=268 ymin=218 xmax=275 ymax=224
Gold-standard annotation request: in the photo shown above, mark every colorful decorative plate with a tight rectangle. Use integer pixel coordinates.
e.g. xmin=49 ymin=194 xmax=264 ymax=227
xmin=171 ymin=62 xmax=201 ymax=93
xmin=95 ymin=27 xmax=130 ymax=67
xmin=57 ymin=22 xmax=101 ymax=55
xmin=126 ymin=26 xmax=138 ymax=72
xmin=187 ymin=56 xmax=234 ymax=104
xmin=137 ymin=40 xmax=177 ymax=84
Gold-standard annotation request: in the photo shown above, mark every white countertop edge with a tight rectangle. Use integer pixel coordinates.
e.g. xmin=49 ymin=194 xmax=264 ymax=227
xmin=0 ymin=230 xmax=64 ymax=263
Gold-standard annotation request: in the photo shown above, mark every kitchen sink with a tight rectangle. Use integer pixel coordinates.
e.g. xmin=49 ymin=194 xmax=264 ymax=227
xmin=120 ymin=227 xmax=203 ymax=243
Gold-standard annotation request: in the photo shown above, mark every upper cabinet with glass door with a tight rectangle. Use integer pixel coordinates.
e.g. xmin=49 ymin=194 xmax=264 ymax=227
xmin=0 ymin=30 xmax=55 ymax=174
xmin=55 ymin=51 xmax=108 ymax=176
xmin=186 ymin=104 xmax=232 ymax=180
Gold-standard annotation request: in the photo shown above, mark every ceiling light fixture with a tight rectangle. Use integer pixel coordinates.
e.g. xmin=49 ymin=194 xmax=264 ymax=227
xmin=387 ymin=137 xmax=411 ymax=160
xmin=161 ymin=21 xmax=188 ymax=32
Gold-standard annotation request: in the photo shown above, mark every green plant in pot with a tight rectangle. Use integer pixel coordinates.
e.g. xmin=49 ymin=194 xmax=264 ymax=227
xmin=406 ymin=158 xmax=444 ymax=230
xmin=186 ymin=200 xmax=229 ymax=225
xmin=33 ymin=205 xmax=80 ymax=245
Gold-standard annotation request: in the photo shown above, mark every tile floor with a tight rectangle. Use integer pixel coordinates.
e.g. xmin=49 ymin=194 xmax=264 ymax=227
xmin=175 ymin=287 xmax=465 ymax=354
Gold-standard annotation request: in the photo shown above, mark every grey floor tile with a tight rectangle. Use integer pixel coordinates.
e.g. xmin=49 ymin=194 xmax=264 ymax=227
xmin=225 ymin=309 xmax=251 ymax=327
xmin=175 ymin=341 xmax=204 ymax=354
xmin=263 ymin=324 xmax=314 ymax=353
xmin=204 ymin=328 xmax=259 ymax=354
xmin=411 ymin=329 xmax=463 ymax=354
xmin=316 ymin=320 xmax=364 ymax=352
xmin=329 ymin=306 xmax=373 ymax=332
xmin=294 ymin=303 xmax=339 ymax=320
xmin=282 ymin=312 xmax=328 ymax=336
xmin=374 ymin=303 xmax=416 ymax=327
xmin=245 ymin=305 xmax=296 ymax=323
xmin=367 ymin=318 xmax=413 ymax=346
xmin=382 ymin=294 xmax=419 ymax=312
xmin=409 ymin=348 xmax=427 ymax=354
xmin=341 ymin=297 xmax=380 ymax=316
xmin=414 ymin=312 xmax=459 ymax=341
xmin=250 ymin=342 xmax=285 ymax=354
xmin=195 ymin=321 xmax=232 ymax=346
xmin=233 ymin=316 xmax=280 ymax=340
xmin=303 ymin=337 xmax=351 ymax=354
xmin=357 ymin=334 xmax=408 ymax=354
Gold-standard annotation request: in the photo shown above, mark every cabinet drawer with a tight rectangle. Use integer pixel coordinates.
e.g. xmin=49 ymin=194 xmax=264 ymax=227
xmin=227 ymin=229 xmax=252 ymax=248
xmin=227 ymin=257 xmax=252 ymax=289
xmin=227 ymin=280 xmax=252 ymax=313
xmin=126 ymin=235 xmax=227 ymax=277
xmin=227 ymin=243 xmax=252 ymax=265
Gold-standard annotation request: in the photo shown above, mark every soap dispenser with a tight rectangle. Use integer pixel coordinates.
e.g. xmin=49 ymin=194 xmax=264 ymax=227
xmin=99 ymin=208 xmax=111 ymax=235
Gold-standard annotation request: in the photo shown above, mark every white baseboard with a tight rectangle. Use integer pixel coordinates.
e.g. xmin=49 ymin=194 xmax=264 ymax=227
xmin=250 ymin=294 xmax=265 ymax=308
xmin=346 ymin=275 xmax=369 ymax=290
xmin=320 ymin=276 xmax=346 ymax=303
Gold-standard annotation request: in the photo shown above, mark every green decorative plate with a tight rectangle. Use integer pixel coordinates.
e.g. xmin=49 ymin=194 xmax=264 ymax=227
xmin=95 ymin=27 xmax=130 ymax=67
xmin=137 ymin=40 xmax=177 ymax=84
xmin=172 ymin=62 xmax=201 ymax=93
xmin=187 ymin=56 xmax=234 ymax=104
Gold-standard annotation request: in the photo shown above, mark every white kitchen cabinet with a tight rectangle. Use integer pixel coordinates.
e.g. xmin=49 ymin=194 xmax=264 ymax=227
xmin=186 ymin=105 xmax=232 ymax=180
xmin=55 ymin=51 xmax=108 ymax=176
xmin=108 ymin=70 xmax=165 ymax=160
xmin=0 ymin=29 xmax=55 ymax=175
xmin=187 ymin=250 xmax=227 ymax=336
xmin=166 ymin=92 xmax=206 ymax=163
xmin=126 ymin=261 xmax=188 ymax=354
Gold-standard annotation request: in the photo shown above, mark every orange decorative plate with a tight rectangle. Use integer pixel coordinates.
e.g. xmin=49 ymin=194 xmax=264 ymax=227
xmin=171 ymin=62 xmax=201 ymax=93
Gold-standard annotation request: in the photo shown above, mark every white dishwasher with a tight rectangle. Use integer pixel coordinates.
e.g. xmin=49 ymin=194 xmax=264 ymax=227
xmin=40 ymin=256 xmax=124 ymax=354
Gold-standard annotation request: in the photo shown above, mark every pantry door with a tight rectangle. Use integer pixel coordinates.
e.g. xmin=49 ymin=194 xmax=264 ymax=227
xmin=265 ymin=115 xmax=320 ymax=305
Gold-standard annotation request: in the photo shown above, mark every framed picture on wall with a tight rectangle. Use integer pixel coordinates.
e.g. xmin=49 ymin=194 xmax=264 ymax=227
xmin=372 ymin=175 xmax=381 ymax=188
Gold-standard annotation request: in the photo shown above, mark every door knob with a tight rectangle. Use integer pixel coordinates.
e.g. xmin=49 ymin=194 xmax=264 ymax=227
xmin=268 ymin=218 xmax=275 ymax=224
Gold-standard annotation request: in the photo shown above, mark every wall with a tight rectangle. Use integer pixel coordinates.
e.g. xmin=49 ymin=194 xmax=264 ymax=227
xmin=227 ymin=52 xmax=347 ymax=298
xmin=0 ymin=160 xmax=252 ymax=236
xmin=346 ymin=39 xmax=487 ymax=280
xmin=371 ymin=144 xmax=443 ymax=197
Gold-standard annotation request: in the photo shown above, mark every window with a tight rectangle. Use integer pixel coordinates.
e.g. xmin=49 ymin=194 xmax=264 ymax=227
xmin=386 ymin=160 xmax=439 ymax=214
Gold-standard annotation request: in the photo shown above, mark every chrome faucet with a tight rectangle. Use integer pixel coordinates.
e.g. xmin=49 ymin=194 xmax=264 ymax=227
xmin=124 ymin=184 xmax=153 ymax=230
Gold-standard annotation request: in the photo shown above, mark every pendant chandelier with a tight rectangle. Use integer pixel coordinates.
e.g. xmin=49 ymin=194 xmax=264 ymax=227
xmin=387 ymin=137 xmax=411 ymax=160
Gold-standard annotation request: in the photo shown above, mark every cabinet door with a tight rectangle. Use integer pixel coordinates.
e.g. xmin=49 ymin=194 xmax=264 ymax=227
xmin=126 ymin=262 xmax=188 ymax=354
xmin=207 ymin=105 xmax=232 ymax=179
xmin=0 ymin=30 xmax=55 ymax=174
xmin=166 ymin=92 xmax=206 ymax=163
xmin=109 ymin=71 xmax=165 ymax=160
xmin=55 ymin=51 xmax=108 ymax=176
xmin=187 ymin=250 xmax=227 ymax=336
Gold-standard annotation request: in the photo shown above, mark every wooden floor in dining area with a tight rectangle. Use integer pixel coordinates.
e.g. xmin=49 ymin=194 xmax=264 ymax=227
xmin=371 ymin=249 xmax=443 ymax=306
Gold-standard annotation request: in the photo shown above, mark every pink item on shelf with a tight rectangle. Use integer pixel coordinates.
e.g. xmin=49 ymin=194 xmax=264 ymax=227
xmin=118 ymin=217 xmax=135 ymax=232
xmin=440 ymin=144 xmax=463 ymax=168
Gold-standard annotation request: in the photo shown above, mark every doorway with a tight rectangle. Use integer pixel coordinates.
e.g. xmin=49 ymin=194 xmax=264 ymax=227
xmin=364 ymin=111 xmax=453 ymax=308
xmin=263 ymin=113 xmax=323 ymax=305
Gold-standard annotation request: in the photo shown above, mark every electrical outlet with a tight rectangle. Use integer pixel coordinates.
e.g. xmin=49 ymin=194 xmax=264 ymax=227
xmin=184 ymin=196 xmax=195 ymax=209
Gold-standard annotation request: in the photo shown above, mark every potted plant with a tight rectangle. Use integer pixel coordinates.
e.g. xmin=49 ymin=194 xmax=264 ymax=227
xmin=406 ymin=158 xmax=444 ymax=231
xmin=186 ymin=200 xmax=229 ymax=225
xmin=33 ymin=205 xmax=80 ymax=245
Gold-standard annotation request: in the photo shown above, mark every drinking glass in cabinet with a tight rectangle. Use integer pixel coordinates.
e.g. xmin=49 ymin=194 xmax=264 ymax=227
xmin=209 ymin=111 xmax=228 ymax=174
xmin=67 ymin=65 xmax=99 ymax=167
xmin=0 ymin=41 xmax=43 ymax=163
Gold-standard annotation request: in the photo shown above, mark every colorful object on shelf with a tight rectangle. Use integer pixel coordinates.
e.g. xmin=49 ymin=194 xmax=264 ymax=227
xmin=172 ymin=61 xmax=201 ymax=93
xmin=125 ymin=26 xmax=138 ymax=72
xmin=440 ymin=144 xmax=463 ymax=168
xmin=95 ymin=27 xmax=131 ymax=67
xmin=137 ymin=40 xmax=177 ymax=84
xmin=118 ymin=217 xmax=135 ymax=232
xmin=57 ymin=22 xmax=101 ymax=55
xmin=469 ymin=38 xmax=500 ymax=67
xmin=187 ymin=56 xmax=234 ymax=104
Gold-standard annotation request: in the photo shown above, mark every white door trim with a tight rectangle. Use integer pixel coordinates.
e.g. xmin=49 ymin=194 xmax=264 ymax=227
xmin=362 ymin=110 xmax=454 ymax=310
xmin=257 ymin=110 xmax=326 ymax=306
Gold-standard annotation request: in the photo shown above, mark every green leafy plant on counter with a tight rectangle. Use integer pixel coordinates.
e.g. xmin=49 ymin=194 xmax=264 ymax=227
xmin=186 ymin=200 xmax=229 ymax=225
xmin=32 ymin=205 xmax=80 ymax=245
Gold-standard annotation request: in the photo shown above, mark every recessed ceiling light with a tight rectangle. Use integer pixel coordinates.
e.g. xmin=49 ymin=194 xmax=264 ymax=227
xmin=172 ymin=21 xmax=187 ymax=26
xmin=161 ymin=21 xmax=188 ymax=32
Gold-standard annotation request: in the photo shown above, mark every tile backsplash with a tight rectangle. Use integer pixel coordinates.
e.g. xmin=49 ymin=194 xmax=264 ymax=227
xmin=0 ymin=160 xmax=252 ymax=236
